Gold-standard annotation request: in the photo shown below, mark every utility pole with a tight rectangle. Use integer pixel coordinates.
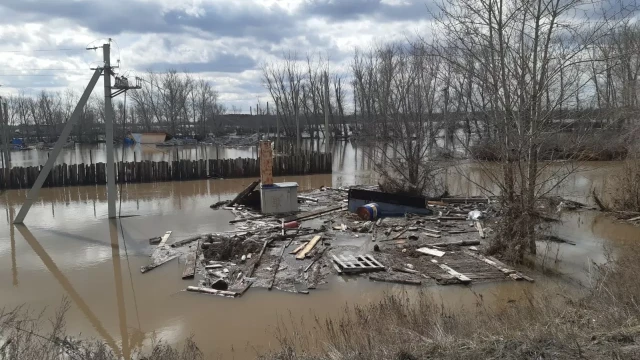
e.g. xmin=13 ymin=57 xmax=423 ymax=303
xmin=276 ymin=102 xmax=280 ymax=153
xmin=295 ymin=93 xmax=300 ymax=152
xmin=14 ymin=41 xmax=139 ymax=224
xmin=324 ymin=71 xmax=330 ymax=152
xmin=0 ymin=97 xmax=10 ymax=185
xmin=103 ymin=44 xmax=117 ymax=219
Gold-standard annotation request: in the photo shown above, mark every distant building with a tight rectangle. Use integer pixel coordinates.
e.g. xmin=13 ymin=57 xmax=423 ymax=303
xmin=131 ymin=133 xmax=169 ymax=144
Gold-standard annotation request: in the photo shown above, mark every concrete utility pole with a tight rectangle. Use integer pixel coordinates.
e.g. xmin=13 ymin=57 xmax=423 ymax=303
xmin=103 ymin=44 xmax=117 ymax=218
xmin=324 ymin=71 xmax=330 ymax=152
xmin=14 ymin=68 xmax=103 ymax=224
xmin=0 ymin=98 xmax=10 ymax=181
xmin=295 ymin=97 xmax=300 ymax=152
xmin=276 ymin=102 xmax=280 ymax=153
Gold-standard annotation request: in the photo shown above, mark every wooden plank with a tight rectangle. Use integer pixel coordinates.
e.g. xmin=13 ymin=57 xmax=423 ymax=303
xmin=441 ymin=197 xmax=489 ymax=204
xmin=424 ymin=227 xmax=441 ymax=234
xmin=474 ymin=221 xmax=485 ymax=238
xmin=247 ymin=238 xmax=272 ymax=278
xmin=140 ymin=255 xmax=178 ymax=273
xmin=391 ymin=266 xmax=419 ymax=274
xmin=296 ymin=235 xmax=322 ymax=259
xmin=369 ymin=276 xmax=421 ymax=285
xmin=290 ymin=241 xmax=308 ymax=255
xmin=283 ymin=205 xmax=343 ymax=223
xmin=431 ymin=259 xmax=471 ymax=283
xmin=304 ymin=246 xmax=329 ymax=272
xmin=158 ymin=231 xmax=172 ymax=247
xmin=186 ymin=286 xmax=237 ymax=297
xmin=416 ymin=247 xmax=445 ymax=257
xmin=228 ymin=179 xmax=260 ymax=207
xmin=431 ymin=240 xmax=481 ymax=247
xmin=181 ymin=249 xmax=198 ymax=279
xmin=171 ymin=235 xmax=204 ymax=248
xmin=423 ymin=232 xmax=441 ymax=238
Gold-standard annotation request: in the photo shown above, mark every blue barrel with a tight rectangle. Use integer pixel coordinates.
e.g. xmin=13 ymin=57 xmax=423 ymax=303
xmin=356 ymin=203 xmax=379 ymax=220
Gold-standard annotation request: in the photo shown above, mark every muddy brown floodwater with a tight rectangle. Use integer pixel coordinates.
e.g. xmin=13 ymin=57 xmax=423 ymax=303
xmin=1 ymin=143 xmax=640 ymax=358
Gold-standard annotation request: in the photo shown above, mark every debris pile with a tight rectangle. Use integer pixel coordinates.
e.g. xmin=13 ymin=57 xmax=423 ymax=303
xmin=140 ymin=184 xmax=539 ymax=299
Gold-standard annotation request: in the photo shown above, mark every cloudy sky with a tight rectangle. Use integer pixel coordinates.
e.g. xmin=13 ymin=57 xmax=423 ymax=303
xmin=0 ymin=0 xmax=432 ymax=112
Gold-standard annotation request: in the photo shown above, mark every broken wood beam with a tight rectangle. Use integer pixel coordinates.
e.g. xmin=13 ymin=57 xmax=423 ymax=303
xmin=247 ymin=238 xmax=272 ymax=278
xmin=186 ymin=286 xmax=237 ymax=297
xmin=229 ymin=179 xmax=260 ymax=207
xmin=474 ymin=221 xmax=485 ymax=238
xmin=298 ymin=195 xmax=319 ymax=202
xmin=423 ymin=232 xmax=441 ymax=239
xmin=157 ymin=231 xmax=172 ymax=247
xmin=431 ymin=240 xmax=481 ymax=247
xmin=140 ymin=255 xmax=178 ymax=273
xmin=416 ymin=247 xmax=445 ymax=257
xmin=181 ymin=248 xmax=198 ymax=279
xmin=369 ymin=275 xmax=421 ymax=286
xmin=283 ymin=206 xmax=343 ymax=223
xmin=431 ymin=259 xmax=471 ymax=283
xmin=171 ymin=234 xmax=205 ymax=248
xmin=441 ymin=197 xmax=489 ymax=204
xmin=391 ymin=266 xmax=419 ymax=274
xmin=304 ymin=246 xmax=329 ymax=272
xmin=289 ymin=241 xmax=308 ymax=255
xmin=296 ymin=235 xmax=322 ymax=259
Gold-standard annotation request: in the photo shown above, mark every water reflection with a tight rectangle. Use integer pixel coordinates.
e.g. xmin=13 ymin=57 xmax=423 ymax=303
xmin=16 ymin=224 xmax=124 ymax=357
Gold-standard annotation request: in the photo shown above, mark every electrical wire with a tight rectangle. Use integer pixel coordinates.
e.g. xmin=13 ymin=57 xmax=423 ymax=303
xmin=0 ymin=48 xmax=86 ymax=53
xmin=117 ymin=90 xmax=142 ymax=333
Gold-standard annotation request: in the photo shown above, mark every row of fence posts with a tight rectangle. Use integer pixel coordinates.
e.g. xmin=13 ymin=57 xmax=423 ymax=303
xmin=0 ymin=151 xmax=332 ymax=190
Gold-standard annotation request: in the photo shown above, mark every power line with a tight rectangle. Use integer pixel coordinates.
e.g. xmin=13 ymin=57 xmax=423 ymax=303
xmin=0 ymin=48 xmax=86 ymax=53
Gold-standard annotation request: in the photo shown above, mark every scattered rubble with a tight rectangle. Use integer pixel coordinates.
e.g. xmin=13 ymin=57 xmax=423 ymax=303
xmin=141 ymin=184 xmax=539 ymax=299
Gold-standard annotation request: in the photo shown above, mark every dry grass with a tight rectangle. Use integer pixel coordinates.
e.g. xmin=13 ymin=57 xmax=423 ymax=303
xmin=261 ymin=246 xmax=640 ymax=360
xmin=610 ymin=159 xmax=640 ymax=213
xmin=0 ymin=299 xmax=203 ymax=360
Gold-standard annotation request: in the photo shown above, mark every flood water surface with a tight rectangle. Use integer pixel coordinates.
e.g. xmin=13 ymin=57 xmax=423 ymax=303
xmin=1 ymin=152 xmax=639 ymax=358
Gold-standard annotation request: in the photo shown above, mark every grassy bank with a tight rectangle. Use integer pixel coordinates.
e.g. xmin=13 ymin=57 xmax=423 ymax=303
xmin=261 ymin=246 xmax=640 ymax=360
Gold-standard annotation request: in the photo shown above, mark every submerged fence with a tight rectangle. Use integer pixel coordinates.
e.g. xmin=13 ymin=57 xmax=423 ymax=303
xmin=0 ymin=151 xmax=332 ymax=190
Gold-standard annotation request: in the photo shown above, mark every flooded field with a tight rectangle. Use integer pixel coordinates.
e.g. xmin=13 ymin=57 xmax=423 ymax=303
xmin=1 ymin=141 xmax=639 ymax=358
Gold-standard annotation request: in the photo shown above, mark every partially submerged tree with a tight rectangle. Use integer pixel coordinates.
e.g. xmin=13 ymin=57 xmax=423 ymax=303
xmin=353 ymin=43 xmax=446 ymax=197
xmin=432 ymin=0 xmax=635 ymax=259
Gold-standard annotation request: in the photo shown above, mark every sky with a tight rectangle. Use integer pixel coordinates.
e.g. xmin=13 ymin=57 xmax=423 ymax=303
xmin=0 ymin=0 xmax=433 ymax=112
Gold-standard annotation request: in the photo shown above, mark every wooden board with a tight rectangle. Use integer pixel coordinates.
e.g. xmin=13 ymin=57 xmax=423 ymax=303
xmin=474 ymin=221 xmax=485 ymax=238
xmin=171 ymin=235 xmax=203 ymax=248
xmin=290 ymin=241 xmax=308 ymax=255
xmin=423 ymin=232 xmax=441 ymax=239
xmin=181 ymin=248 xmax=198 ymax=279
xmin=416 ymin=247 xmax=445 ymax=257
xmin=140 ymin=255 xmax=177 ymax=273
xmin=369 ymin=276 xmax=421 ymax=285
xmin=296 ymin=235 xmax=322 ymax=259
xmin=186 ymin=286 xmax=237 ymax=297
xmin=283 ymin=205 xmax=343 ymax=223
xmin=431 ymin=259 xmax=471 ymax=283
xmin=158 ymin=231 xmax=172 ymax=247
xmin=229 ymin=179 xmax=260 ymax=207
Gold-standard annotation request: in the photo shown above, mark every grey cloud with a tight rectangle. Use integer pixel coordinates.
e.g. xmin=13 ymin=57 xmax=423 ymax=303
xmin=142 ymin=54 xmax=257 ymax=73
xmin=302 ymin=0 xmax=431 ymax=21
xmin=1 ymin=0 xmax=171 ymax=35
xmin=162 ymin=6 xmax=297 ymax=43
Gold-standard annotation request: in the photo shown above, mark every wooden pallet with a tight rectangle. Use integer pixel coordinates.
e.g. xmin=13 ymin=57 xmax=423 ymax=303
xmin=332 ymin=254 xmax=385 ymax=274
